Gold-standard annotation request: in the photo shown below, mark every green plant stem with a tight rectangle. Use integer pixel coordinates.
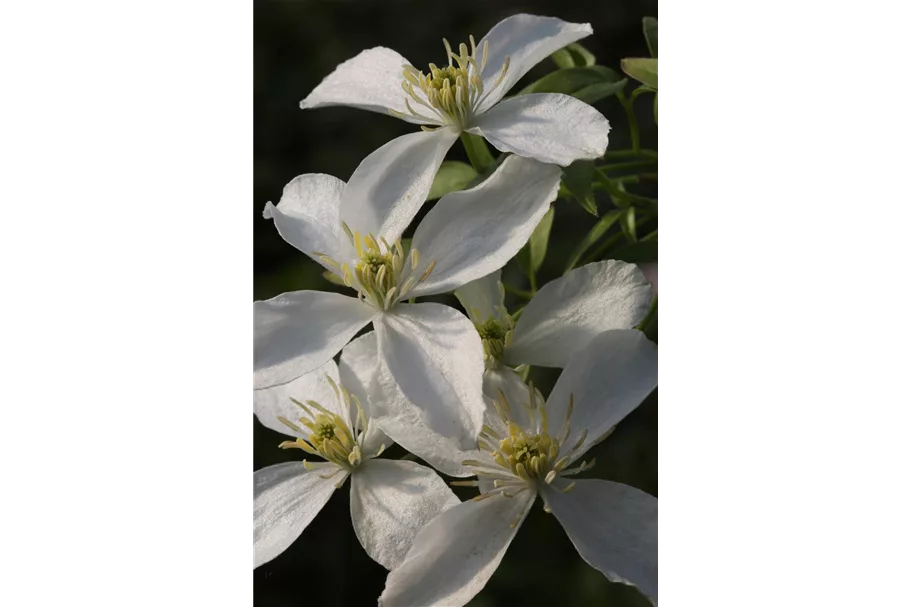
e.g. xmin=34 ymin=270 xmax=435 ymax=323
xmin=460 ymin=132 xmax=495 ymax=172
xmin=637 ymin=296 xmax=658 ymax=332
xmin=603 ymin=149 xmax=657 ymax=160
xmin=503 ymin=284 xmax=534 ymax=300
xmin=582 ymin=215 xmax=653 ymax=265
xmin=600 ymin=159 xmax=657 ymax=173
xmin=617 ymin=91 xmax=641 ymax=153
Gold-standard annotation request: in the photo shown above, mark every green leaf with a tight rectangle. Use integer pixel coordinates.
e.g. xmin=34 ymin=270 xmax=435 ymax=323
xmin=517 ymin=205 xmax=555 ymax=278
xmin=563 ymin=209 xmax=623 ymax=274
xmin=550 ymin=42 xmax=596 ymax=69
xmin=610 ymin=240 xmax=658 ymax=264
xmin=427 ymin=161 xmax=477 ymax=200
xmin=519 ymin=66 xmax=627 ymax=105
xmin=643 ymin=17 xmax=658 ymax=58
xmin=620 ymin=58 xmax=658 ymax=90
xmin=562 ymin=160 xmax=598 ymax=216
xmin=620 ymin=206 xmax=638 ymax=242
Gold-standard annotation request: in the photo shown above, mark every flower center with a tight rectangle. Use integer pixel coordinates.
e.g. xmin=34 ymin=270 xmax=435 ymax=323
xmin=317 ymin=225 xmax=436 ymax=310
xmin=458 ymin=383 xmax=597 ymax=508
xmin=276 ymin=376 xmax=385 ymax=483
xmin=474 ymin=317 xmax=513 ymax=362
xmin=397 ymin=36 xmax=510 ymax=128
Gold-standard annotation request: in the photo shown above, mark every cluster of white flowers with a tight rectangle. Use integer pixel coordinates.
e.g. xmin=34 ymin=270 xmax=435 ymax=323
xmin=254 ymin=13 xmax=658 ymax=606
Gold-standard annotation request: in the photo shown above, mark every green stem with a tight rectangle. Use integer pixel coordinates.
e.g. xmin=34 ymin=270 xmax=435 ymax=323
xmin=460 ymin=132 xmax=495 ymax=172
xmin=637 ymin=297 xmax=658 ymax=332
xmin=528 ymin=270 xmax=537 ymax=294
xmin=503 ymin=284 xmax=534 ymax=300
xmin=600 ymin=159 xmax=657 ymax=173
xmin=603 ymin=149 xmax=657 ymax=160
xmin=582 ymin=216 xmax=653 ymax=265
xmin=617 ymin=91 xmax=641 ymax=154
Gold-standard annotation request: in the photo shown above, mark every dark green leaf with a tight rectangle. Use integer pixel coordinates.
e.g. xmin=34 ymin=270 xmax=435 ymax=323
xmin=517 ymin=205 xmax=555 ymax=278
xmin=563 ymin=209 xmax=623 ymax=274
xmin=562 ymin=160 xmax=598 ymax=216
xmin=427 ymin=161 xmax=477 ymax=200
xmin=550 ymin=42 xmax=596 ymax=69
xmin=519 ymin=66 xmax=627 ymax=104
xmin=611 ymin=240 xmax=658 ymax=264
xmin=643 ymin=17 xmax=658 ymax=58
xmin=621 ymin=58 xmax=658 ymax=89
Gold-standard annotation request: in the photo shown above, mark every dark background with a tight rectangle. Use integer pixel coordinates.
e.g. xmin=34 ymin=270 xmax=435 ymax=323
xmin=254 ymin=1 xmax=657 ymax=605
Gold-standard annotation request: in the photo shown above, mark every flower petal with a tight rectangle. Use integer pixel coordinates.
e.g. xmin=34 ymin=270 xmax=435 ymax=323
xmin=504 ymin=260 xmax=653 ymax=368
xmin=470 ymin=93 xmax=609 ymax=166
xmin=454 ymin=270 xmax=507 ymax=325
xmin=299 ymin=47 xmax=437 ymax=125
xmin=476 ymin=14 xmax=593 ymax=111
xmin=482 ymin=366 xmax=533 ymax=437
xmin=542 ymin=479 xmax=658 ymax=605
xmin=254 ymin=290 xmax=376 ymax=389
xmin=546 ymin=330 xmax=658 ymax=460
xmin=338 ymin=332 xmax=389 ymax=454
xmin=408 ymin=155 xmax=562 ymax=297
xmin=262 ymin=173 xmax=347 ymax=274
xmin=247 ymin=303 xmax=256 ymax=416
xmin=253 ymin=462 xmax=340 ymax=568
xmin=379 ymin=492 xmax=535 ymax=607
xmin=350 ymin=459 xmax=460 ymax=570
xmin=347 ymin=331 xmax=474 ymax=476
xmin=253 ymin=360 xmax=343 ymax=437
xmin=374 ymin=303 xmax=485 ymax=449
xmin=339 ymin=128 xmax=459 ymax=242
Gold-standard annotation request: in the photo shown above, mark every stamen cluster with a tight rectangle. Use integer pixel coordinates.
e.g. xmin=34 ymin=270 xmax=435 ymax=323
xmin=475 ymin=317 xmax=514 ymax=361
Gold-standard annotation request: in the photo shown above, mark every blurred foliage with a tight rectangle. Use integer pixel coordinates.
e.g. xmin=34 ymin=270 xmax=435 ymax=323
xmin=254 ymin=1 xmax=658 ymax=605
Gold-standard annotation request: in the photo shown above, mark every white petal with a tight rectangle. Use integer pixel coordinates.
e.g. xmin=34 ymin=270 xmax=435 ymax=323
xmin=338 ymin=332 xmax=388 ymax=454
xmin=543 ymin=479 xmax=658 ymax=604
xmin=247 ymin=304 xmax=255 ymax=416
xmin=470 ymin=93 xmax=609 ymax=166
xmin=454 ymin=270 xmax=507 ymax=325
xmin=344 ymin=330 xmax=474 ymax=476
xmin=408 ymin=155 xmax=562 ymax=297
xmin=253 ymin=462 xmax=340 ymax=568
xmin=339 ymin=129 xmax=459 ymax=242
xmin=374 ymin=303 xmax=485 ymax=449
xmin=300 ymin=47 xmax=437 ymax=125
xmin=350 ymin=459 xmax=460 ymax=570
xmin=262 ymin=173 xmax=347 ymax=274
xmin=253 ymin=290 xmax=376 ymax=389
xmin=379 ymin=492 xmax=534 ymax=607
xmin=546 ymin=330 xmax=658 ymax=460
xmin=253 ymin=360 xmax=343 ymax=437
xmin=476 ymin=14 xmax=593 ymax=112
xmin=504 ymin=260 xmax=653 ymax=368
xmin=482 ymin=366 xmax=533 ymax=437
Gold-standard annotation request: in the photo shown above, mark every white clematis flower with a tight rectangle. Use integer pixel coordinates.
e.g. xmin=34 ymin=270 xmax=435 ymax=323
xmin=300 ymin=13 xmax=610 ymax=167
xmin=253 ymin=345 xmax=459 ymax=570
xmin=379 ymin=330 xmax=659 ymax=607
xmin=255 ymin=154 xmax=562 ymax=445
xmin=456 ymin=260 xmax=653 ymax=399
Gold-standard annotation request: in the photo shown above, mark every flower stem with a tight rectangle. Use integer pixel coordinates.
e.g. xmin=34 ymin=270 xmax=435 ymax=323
xmin=503 ymin=284 xmax=534 ymax=300
xmin=616 ymin=91 xmax=641 ymax=154
xmin=603 ymin=149 xmax=657 ymax=160
xmin=600 ymin=159 xmax=657 ymax=173
xmin=460 ymin=132 xmax=495 ymax=172
xmin=582 ymin=215 xmax=653 ymax=265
